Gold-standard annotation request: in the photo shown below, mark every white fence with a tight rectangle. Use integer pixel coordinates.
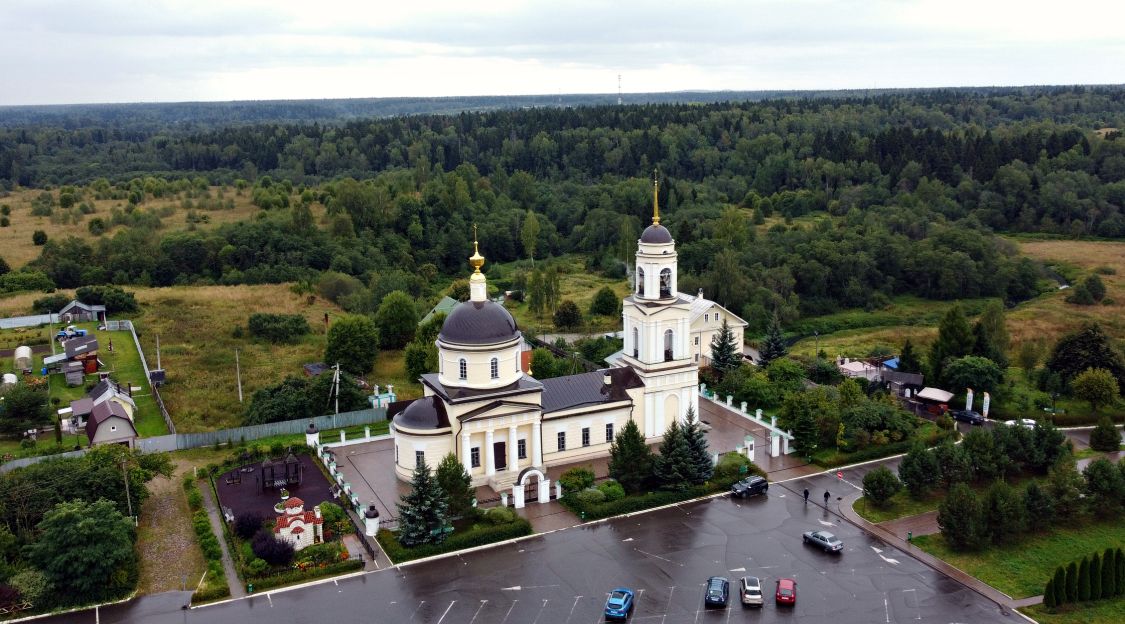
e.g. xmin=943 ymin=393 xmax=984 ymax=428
xmin=134 ymin=407 xmax=387 ymax=453
xmin=699 ymin=384 xmax=794 ymax=458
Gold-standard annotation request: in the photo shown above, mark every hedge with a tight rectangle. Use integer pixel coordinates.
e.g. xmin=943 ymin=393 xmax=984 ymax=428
xmin=377 ymin=517 xmax=533 ymax=563
xmin=184 ymin=477 xmax=230 ymax=602
xmin=248 ymin=559 xmax=363 ymax=592
xmin=562 ymin=485 xmax=716 ymax=520
xmin=814 ymin=428 xmax=956 ymax=468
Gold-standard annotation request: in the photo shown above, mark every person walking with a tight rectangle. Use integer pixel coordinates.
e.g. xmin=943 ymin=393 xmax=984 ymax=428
xmin=823 ymin=490 xmax=831 ymax=506
xmin=803 ymin=488 xmax=809 ymax=504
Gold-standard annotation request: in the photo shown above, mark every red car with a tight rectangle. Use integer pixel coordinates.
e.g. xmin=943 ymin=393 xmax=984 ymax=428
xmin=775 ymin=578 xmax=796 ymax=605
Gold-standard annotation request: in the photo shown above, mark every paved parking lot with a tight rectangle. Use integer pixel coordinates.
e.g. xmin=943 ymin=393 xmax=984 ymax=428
xmin=55 ymin=479 xmax=1011 ymax=624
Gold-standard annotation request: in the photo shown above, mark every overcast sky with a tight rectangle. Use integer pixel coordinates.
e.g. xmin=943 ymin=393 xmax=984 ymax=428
xmin=2 ymin=0 xmax=1123 ymax=106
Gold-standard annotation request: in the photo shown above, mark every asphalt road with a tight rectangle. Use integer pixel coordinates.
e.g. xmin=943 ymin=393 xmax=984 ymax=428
xmin=45 ymin=482 xmax=1010 ymax=624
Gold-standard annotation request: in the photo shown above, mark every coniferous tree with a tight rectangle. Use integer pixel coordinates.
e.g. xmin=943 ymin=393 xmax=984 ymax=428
xmin=1022 ymin=481 xmax=1055 ymax=531
xmin=899 ymin=444 xmax=940 ymax=499
xmin=1102 ymin=548 xmax=1117 ymax=598
xmin=1090 ymin=552 xmax=1102 ymax=600
xmin=1078 ymin=556 xmax=1091 ymax=601
xmin=1043 ymin=577 xmax=1056 ymax=609
xmin=435 ymin=452 xmax=474 ymax=519
xmin=682 ymin=406 xmax=714 ymax=484
xmin=759 ymin=312 xmax=787 ymax=365
xmin=1052 ymin=566 xmax=1067 ymax=606
xmin=608 ymin=419 xmax=654 ymax=494
xmin=983 ymin=480 xmax=1025 ymax=545
xmin=653 ymin=420 xmax=693 ymax=490
xmin=1116 ymin=547 xmax=1125 ymax=597
xmin=937 ymin=483 xmax=985 ymax=551
xmin=929 ymin=304 xmax=973 ymax=385
xmin=972 ymin=300 xmax=1010 ymax=368
xmin=709 ymin=319 xmax=741 ymax=378
xmin=396 ymin=462 xmax=450 ymax=547
xmin=898 ymin=339 xmax=923 ymax=374
xmin=1065 ymin=561 xmax=1079 ymax=603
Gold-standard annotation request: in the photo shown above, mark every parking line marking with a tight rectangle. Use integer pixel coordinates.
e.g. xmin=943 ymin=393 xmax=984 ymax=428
xmin=436 ymin=601 xmax=455 ymax=624
xmin=635 ymin=548 xmax=679 ymax=565
xmin=884 ymin=595 xmax=890 ymax=623
xmin=531 ymin=599 xmax=549 ymax=624
xmin=665 ymin=586 xmax=676 ymax=614
xmin=565 ymin=595 xmax=581 ymax=623
xmin=469 ymin=600 xmax=487 ymax=624
xmin=266 ymin=593 xmax=272 ymax=608
xmin=500 ymin=600 xmax=517 ymax=624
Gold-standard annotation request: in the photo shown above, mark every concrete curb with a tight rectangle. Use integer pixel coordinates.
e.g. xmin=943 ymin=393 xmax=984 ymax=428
xmin=0 ymin=591 xmax=139 ymax=623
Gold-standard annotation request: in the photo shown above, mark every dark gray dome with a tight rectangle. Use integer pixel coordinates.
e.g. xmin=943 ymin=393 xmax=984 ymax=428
xmin=640 ymin=224 xmax=673 ymax=244
xmin=393 ymin=397 xmax=450 ymax=430
xmin=438 ymin=300 xmax=519 ymax=345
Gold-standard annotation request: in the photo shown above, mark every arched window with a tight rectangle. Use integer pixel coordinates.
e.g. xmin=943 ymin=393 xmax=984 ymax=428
xmin=490 ymin=357 xmax=499 ymax=379
xmin=459 ymin=358 xmax=467 ymax=380
xmin=632 ymin=327 xmax=639 ymax=358
xmin=636 ymin=267 xmax=645 ymax=296
xmin=659 ymin=268 xmax=672 ymax=298
xmin=664 ymin=329 xmax=674 ymax=362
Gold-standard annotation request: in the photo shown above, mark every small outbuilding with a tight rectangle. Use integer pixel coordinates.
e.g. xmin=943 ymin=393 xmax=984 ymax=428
xmin=13 ymin=346 xmax=32 ymax=372
xmin=58 ymin=300 xmax=106 ymax=324
xmin=1 ymin=373 xmax=17 ymax=390
xmin=63 ymin=335 xmax=99 ymax=373
xmin=86 ymin=401 xmax=138 ymax=448
xmin=63 ymin=361 xmax=85 ymax=387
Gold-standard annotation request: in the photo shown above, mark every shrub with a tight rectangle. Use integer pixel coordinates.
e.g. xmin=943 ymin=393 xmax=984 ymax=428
xmin=186 ymin=489 xmax=203 ymax=511
xmin=553 ymin=299 xmax=583 ymax=330
xmin=484 ymin=506 xmax=516 ymax=525
xmin=575 ymin=487 xmax=606 ymax=507
xmin=1088 ymin=417 xmax=1121 ymax=452
xmin=251 ymin=530 xmax=295 ymax=566
xmin=246 ymin=558 xmax=269 ymax=577
xmin=234 ymin=513 xmax=266 ymax=540
xmin=247 ymin=313 xmax=311 ymax=344
xmin=558 ymin=466 xmax=595 ymax=495
xmin=298 ymin=542 xmax=346 ymax=566
xmin=568 ymin=486 xmax=711 ymax=521
xmin=712 ymin=452 xmax=765 ymax=488
xmin=862 ymin=466 xmax=902 ymax=507
xmin=597 ymin=480 xmax=626 ymax=502
xmin=376 ymin=517 xmax=532 ymax=563
xmin=32 ymin=230 xmax=47 ymax=245
xmin=8 ymin=569 xmax=50 ymax=607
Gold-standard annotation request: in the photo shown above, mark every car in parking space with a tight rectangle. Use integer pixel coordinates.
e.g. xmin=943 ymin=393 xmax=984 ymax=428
xmin=1004 ymin=418 xmax=1037 ymax=429
xmin=704 ymin=576 xmax=730 ymax=607
xmin=739 ymin=576 xmax=764 ymax=607
xmin=775 ymin=578 xmax=797 ymax=605
xmin=604 ymin=588 xmax=634 ymax=621
xmin=730 ymin=475 xmax=769 ymax=498
xmin=950 ymin=409 xmax=985 ymax=425
xmin=803 ymin=530 xmax=843 ymax=552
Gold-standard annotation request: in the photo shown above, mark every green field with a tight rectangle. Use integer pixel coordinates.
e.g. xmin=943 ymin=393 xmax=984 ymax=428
xmin=1022 ymin=598 xmax=1125 ymax=624
xmin=912 ymin=521 xmax=1125 ymax=599
xmin=854 ymin=490 xmax=943 ymax=524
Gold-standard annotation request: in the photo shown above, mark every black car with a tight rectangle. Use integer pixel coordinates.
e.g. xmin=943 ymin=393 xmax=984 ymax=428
xmin=704 ymin=576 xmax=729 ymax=607
xmin=731 ymin=476 xmax=768 ymax=498
xmin=950 ymin=409 xmax=985 ymax=425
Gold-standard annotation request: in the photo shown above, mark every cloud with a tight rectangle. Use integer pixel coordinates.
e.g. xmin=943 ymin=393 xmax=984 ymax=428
xmin=0 ymin=0 xmax=1122 ymax=105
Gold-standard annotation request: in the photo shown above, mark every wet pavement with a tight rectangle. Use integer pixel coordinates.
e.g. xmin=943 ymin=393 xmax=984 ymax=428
xmin=43 ymin=480 xmax=1011 ymax=624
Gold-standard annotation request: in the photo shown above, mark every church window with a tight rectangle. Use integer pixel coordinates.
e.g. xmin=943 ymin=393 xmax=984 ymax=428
xmin=695 ymin=354 xmax=699 ymax=362
xmin=415 ymin=450 xmax=425 ymax=468
xmin=659 ymin=268 xmax=672 ymax=298
xmin=705 ymin=313 xmax=709 ymax=322
xmin=470 ymin=447 xmax=480 ymax=468
xmin=517 ymin=439 xmax=527 ymax=459
xmin=459 ymin=358 xmax=467 ymax=380
xmin=695 ymin=336 xmax=699 ymax=345
xmin=664 ymin=329 xmax=674 ymax=362
xmin=636 ymin=268 xmax=645 ymax=296
xmin=605 ymin=423 xmax=614 ymax=443
xmin=557 ymin=431 xmax=566 ymax=451
xmin=582 ymin=427 xmax=590 ymax=447
xmin=490 ymin=357 xmax=499 ymax=379
xmin=632 ymin=327 xmax=639 ymax=358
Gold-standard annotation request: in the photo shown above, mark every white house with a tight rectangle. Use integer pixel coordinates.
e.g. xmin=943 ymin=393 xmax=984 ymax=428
xmin=273 ymin=497 xmax=324 ymax=551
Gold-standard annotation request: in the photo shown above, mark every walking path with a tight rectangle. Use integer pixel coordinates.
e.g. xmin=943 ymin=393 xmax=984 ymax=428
xmin=199 ymin=482 xmax=246 ymax=599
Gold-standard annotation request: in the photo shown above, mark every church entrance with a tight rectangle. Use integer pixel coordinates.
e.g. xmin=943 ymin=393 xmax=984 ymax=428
xmin=524 ymin=473 xmax=539 ymax=503
xmin=493 ymin=441 xmax=507 ymax=471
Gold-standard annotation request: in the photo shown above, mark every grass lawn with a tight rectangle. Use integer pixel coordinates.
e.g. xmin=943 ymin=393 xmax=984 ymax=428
xmin=911 ymin=520 xmax=1125 ymax=599
xmin=497 ymin=255 xmax=630 ymax=336
xmin=1022 ymin=598 xmax=1125 ymax=624
xmin=854 ymin=489 xmax=943 ymax=524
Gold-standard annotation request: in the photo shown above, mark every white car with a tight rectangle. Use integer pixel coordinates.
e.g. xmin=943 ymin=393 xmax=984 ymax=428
xmin=1004 ymin=419 xmax=1036 ymax=429
xmin=740 ymin=576 xmax=764 ymax=606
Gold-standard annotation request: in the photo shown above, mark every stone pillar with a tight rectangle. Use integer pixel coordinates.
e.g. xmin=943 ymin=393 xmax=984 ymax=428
xmin=554 ymin=481 xmax=563 ymax=500
xmin=485 ymin=430 xmax=495 ymax=477
xmin=540 ymin=478 xmax=552 ymax=504
xmin=305 ymin=423 xmax=320 ymax=447
xmin=700 ymin=383 xmax=707 ymax=395
xmin=363 ymin=504 xmax=380 ymax=537
xmin=508 ymin=425 xmax=519 ymax=471
xmin=461 ymin=431 xmax=472 ymax=473
xmin=343 ymin=482 xmax=352 ymax=496
xmin=783 ymin=432 xmax=791 ymax=454
xmin=770 ymin=432 xmax=780 ymax=457
xmin=531 ymin=421 xmax=543 ymax=466
xmin=364 ymin=426 xmax=371 ymax=440
xmin=512 ymin=484 xmax=525 ymax=509
xmin=500 ymin=492 xmax=508 ymax=507
xmin=726 ymin=395 xmax=733 ymax=406
xmin=744 ymin=436 xmax=755 ymax=462
xmin=339 ymin=430 xmax=346 ymax=444
xmin=770 ymin=415 xmax=777 ymax=429
xmin=740 ymin=401 xmax=747 ymax=413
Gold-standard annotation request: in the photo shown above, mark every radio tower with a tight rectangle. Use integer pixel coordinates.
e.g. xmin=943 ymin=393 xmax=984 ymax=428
xmin=618 ymin=74 xmax=622 ymax=105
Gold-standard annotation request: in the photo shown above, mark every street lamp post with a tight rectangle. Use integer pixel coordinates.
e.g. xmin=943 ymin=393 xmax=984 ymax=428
xmin=814 ymin=331 xmax=819 ymax=360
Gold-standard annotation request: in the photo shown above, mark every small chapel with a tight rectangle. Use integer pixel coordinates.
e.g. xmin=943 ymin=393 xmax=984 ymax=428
xmin=390 ymin=180 xmax=702 ymax=506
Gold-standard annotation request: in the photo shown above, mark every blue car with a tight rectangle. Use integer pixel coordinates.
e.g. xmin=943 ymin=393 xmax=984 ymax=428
xmin=604 ymin=588 xmax=635 ymax=620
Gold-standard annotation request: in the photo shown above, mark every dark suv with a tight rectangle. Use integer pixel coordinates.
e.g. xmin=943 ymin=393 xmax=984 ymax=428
xmin=950 ymin=409 xmax=985 ymax=425
xmin=704 ymin=576 xmax=729 ymax=607
xmin=731 ymin=476 xmax=768 ymax=498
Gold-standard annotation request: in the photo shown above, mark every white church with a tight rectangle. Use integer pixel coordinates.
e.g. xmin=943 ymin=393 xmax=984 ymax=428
xmin=391 ymin=182 xmax=745 ymax=507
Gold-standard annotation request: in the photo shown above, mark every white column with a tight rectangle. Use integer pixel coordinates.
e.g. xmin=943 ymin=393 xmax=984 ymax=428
xmin=532 ymin=421 xmax=543 ymax=466
xmin=542 ymin=479 xmax=553 ymax=503
xmin=512 ymin=484 xmax=525 ymax=509
xmin=485 ymin=429 xmax=495 ymax=477
xmin=508 ymin=425 xmax=519 ymax=471
xmin=461 ymin=431 xmax=472 ymax=473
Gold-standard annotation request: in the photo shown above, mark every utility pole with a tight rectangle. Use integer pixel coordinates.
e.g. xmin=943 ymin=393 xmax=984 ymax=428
xmin=121 ymin=459 xmax=134 ymax=523
xmin=235 ymin=349 xmax=243 ymax=403
xmin=156 ymin=333 xmax=161 ymax=370
xmin=334 ymin=363 xmax=340 ymax=415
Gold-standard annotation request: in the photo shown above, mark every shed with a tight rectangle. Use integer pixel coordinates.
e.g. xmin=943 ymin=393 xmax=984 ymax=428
xmin=14 ymin=346 xmax=32 ymax=372
xmin=86 ymin=401 xmax=137 ymax=448
xmin=64 ymin=361 xmax=85 ymax=387
xmin=58 ymin=300 xmax=107 ymax=324
xmin=916 ymin=387 xmax=954 ymax=403
xmin=1 ymin=373 xmax=17 ymax=390
xmin=43 ymin=352 xmax=68 ymax=371
xmin=64 ymin=335 xmax=99 ymax=360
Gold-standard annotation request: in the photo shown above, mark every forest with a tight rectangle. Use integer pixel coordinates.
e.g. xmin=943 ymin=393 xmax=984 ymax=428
xmin=1 ymin=86 xmax=1124 ymax=335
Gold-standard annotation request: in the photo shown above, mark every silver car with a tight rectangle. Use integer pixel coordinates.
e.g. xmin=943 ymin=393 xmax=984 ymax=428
xmin=739 ymin=576 xmax=764 ymax=606
xmin=803 ymin=530 xmax=843 ymax=552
